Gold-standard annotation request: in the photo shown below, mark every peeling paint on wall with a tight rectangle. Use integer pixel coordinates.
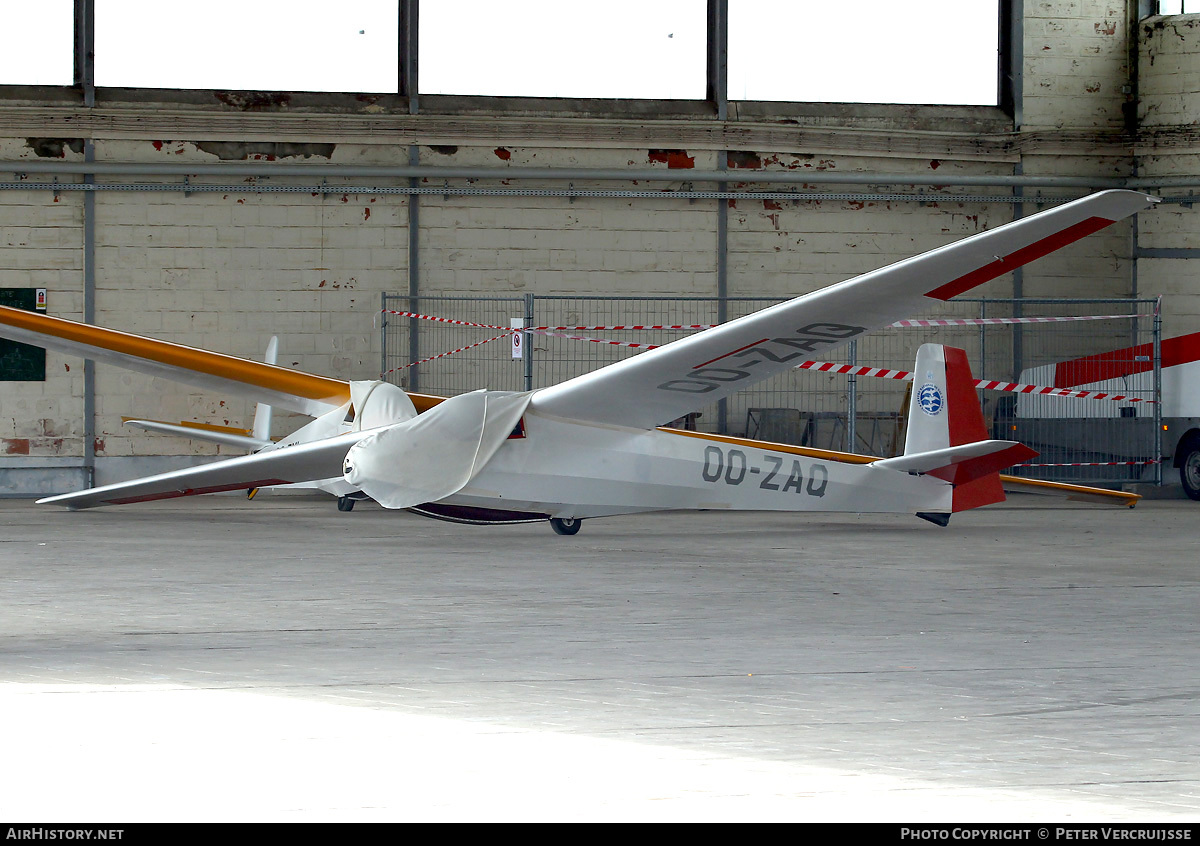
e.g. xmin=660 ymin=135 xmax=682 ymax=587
xmin=214 ymin=91 xmax=292 ymax=110
xmin=727 ymin=151 xmax=762 ymax=169
xmin=647 ymin=149 xmax=695 ymax=169
xmin=24 ymin=138 xmax=85 ymax=159
xmin=727 ymin=152 xmax=836 ymax=171
xmin=195 ymin=141 xmax=336 ymax=160
xmin=150 ymin=141 xmax=189 ymax=155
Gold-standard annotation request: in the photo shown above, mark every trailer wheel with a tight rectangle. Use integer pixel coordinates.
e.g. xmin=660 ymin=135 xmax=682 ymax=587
xmin=1181 ymin=435 xmax=1200 ymax=502
xmin=549 ymin=517 xmax=582 ymax=535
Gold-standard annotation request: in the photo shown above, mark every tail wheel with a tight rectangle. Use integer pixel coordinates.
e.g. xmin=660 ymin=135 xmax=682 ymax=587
xmin=549 ymin=517 xmax=582 ymax=535
xmin=1180 ymin=435 xmax=1200 ymax=502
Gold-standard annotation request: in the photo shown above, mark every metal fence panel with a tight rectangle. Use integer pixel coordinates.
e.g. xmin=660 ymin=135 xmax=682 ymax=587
xmin=382 ymin=294 xmax=1161 ymax=484
xmin=846 ymin=298 xmax=1160 ymax=483
xmin=381 ymin=294 xmax=529 ymax=396
xmin=994 ymin=299 xmax=1160 ymax=485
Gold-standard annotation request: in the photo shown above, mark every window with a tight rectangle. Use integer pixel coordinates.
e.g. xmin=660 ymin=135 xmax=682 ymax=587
xmin=3 ymin=1 xmax=1005 ymax=107
xmin=94 ymin=0 xmax=398 ymax=92
xmin=0 ymin=2 xmax=74 ymax=86
xmin=420 ymin=0 xmax=706 ymax=99
xmin=728 ymin=1 xmax=1001 ymax=106
xmin=1157 ymin=1 xmax=1200 ymax=13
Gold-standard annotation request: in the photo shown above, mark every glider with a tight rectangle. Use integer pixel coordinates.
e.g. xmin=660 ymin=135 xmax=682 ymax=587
xmin=0 ymin=190 xmax=1156 ymax=532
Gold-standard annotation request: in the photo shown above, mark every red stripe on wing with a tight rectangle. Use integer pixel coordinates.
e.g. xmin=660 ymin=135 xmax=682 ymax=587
xmin=103 ymin=479 xmax=291 ymax=506
xmin=926 ymin=217 xmax=1115 ymax=301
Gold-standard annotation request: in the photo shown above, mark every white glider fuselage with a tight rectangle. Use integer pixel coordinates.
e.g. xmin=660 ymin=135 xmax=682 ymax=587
xmin=448 ymin=410 xmax=951 ymax=519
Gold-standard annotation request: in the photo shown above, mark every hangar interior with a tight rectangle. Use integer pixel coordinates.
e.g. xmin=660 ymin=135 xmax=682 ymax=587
xmin=1 ymin=0 xmax=1198 ymax=494
xmin=4 ymin=2 xmax=1200 ymax=824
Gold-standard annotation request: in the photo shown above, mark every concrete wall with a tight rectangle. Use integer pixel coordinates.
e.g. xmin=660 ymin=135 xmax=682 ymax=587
xmin=1138 ymin=12 xmax=1200 ymax=339
xmin=1023 ymin=0 xmax=1135 ymax=132
xmin=0 ymin=0 xmax=1196 ymax=491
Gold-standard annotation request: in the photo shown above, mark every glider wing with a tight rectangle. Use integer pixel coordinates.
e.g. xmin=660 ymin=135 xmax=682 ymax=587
xmin=36 ymin=429 xmax=365 ymax=510
xmin=532 ymin=190 xmax=1158 ymax=429
xmin=0 ymin=305 xmax=351 ymax=417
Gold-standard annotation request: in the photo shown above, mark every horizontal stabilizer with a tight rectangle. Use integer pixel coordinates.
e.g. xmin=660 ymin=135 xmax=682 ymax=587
xmin=123 ymin=418 xmax=272 ymax=451
xmin=873 ymin=440 xmax=1039 ymax=485
xmin=38 ymin=429 xmax=366 ymax=509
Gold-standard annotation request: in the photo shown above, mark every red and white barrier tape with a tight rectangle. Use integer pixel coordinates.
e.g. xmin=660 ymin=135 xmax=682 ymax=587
xmin=533 ymin=323 xmax=716 ymax=331
xmin=379 ymin=309 xmax=1158 ymax=400
xmin=381 ymin=330 xmax=511 ymax=374
xmin=1014 ymin=459 xmax=1160 ymax=467
xmin=531 ymin=329 xmax=662 ymax=349
xmin=383 ymin=310 xmax=509 ymax=330
xmin=794 ymin=360 xmax=1158 ymax=404
xmin=382 ymin=309 xmax=711 ymax=334
xmin=890 ymin=314 xmax=1140 ymax=327
xmin=526 ymin=318 xmax=1129 ymax=330
xmin=382 ymin=309 xmax=1143 ymax=332
xmin=533 ymin=315 xmax=1136 ymax=330
xmin=797 ymin=361 xmax=912 ymax=381
xmin=971 ymin=378 xmax=1155 ymax=403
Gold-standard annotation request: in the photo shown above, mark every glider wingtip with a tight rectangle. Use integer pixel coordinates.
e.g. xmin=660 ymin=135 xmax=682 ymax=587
xmin=35 ymin=495 xmax=79 ymax=509
xmin=1099 ymin=189 xmax=1160 ymax=218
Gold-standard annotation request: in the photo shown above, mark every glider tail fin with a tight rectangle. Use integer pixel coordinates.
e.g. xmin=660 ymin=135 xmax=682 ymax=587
xmin=251 ymin=336 xmax=279 ymax=443
xmin=888 ymin=344 xmax=1037 ymax=518
xmin=904 ymin=344 xmax=989 ymax=457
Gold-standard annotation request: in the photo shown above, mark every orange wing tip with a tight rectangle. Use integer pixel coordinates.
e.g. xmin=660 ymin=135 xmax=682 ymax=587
xmin=1000 ymin=474 xmax=1142 ymax=507
xmin=0 ymin=304 xmax=351 ymax=407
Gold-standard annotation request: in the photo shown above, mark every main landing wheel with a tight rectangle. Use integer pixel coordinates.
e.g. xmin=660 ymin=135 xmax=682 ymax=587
xmin=337 ymin=495 xmax=356 ymax=512
xmin=549 ymin=517 xmax=582 ymax=535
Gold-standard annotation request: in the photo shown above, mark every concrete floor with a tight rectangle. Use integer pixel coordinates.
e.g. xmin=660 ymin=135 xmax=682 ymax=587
xmin=0 ymin=494 xmax=1197 ymax=822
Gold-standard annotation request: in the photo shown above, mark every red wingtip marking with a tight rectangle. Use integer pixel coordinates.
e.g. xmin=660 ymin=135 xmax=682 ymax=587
xmin=926 ymin=217 xmax=1116 ymax=301
xmin=104 ymin=479 xmax=291 ymax=506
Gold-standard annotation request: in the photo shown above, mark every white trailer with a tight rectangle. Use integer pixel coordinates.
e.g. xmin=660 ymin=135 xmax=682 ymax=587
xmin=1013 ymin=331 xmax=1200 ymax=499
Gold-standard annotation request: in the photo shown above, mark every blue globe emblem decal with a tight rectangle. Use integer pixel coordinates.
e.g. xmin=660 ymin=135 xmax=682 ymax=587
xmin=917 ymin=383 xmax=943 ymax=416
